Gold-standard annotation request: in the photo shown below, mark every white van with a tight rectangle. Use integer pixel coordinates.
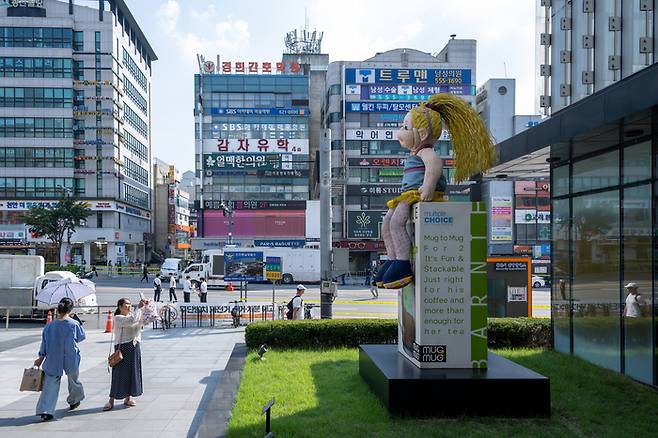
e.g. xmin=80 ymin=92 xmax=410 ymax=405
xmin=160 ymin=258 xmax=185 ymax=280
xmin=33 ymin=271 xmax=98 ymax=313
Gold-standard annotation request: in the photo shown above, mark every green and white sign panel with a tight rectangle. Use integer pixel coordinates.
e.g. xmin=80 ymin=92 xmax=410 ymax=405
xmin=398 ymin=202 xmax=487 ymax=369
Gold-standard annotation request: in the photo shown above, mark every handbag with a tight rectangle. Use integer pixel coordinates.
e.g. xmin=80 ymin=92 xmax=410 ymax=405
xmin=20 ymin=366 xmax=44 ymax=392
xmin=108 ymin=326 xmax=123 ymax=368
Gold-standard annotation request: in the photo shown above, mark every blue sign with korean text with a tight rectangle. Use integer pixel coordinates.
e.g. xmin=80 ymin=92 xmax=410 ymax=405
xmin=346 ymin=68 xmax=471 ymax=85
xmin=346 ymin=102 xmax=418 ymax=113
xmin=361 ymin=84 xmax=475 ymax=99
xmin=224 ymin=251 xmax=264 ymax=281
xmin=211 ymin=108 xmax=309 ymax=116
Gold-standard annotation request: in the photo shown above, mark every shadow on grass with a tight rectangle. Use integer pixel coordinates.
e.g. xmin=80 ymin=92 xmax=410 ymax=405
xmin=226 ymin=348 xmax=658 ymax=438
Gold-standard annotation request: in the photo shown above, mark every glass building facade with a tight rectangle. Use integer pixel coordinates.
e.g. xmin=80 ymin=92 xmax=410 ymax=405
xmin=551 ymin=108 xmax=657 ymax=386
xmin=194 ymin=73 xmax=310 ymax=240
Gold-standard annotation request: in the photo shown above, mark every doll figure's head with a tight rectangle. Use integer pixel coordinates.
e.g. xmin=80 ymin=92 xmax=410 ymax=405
xmin=398 ymin=93 xmax=497 ymax=182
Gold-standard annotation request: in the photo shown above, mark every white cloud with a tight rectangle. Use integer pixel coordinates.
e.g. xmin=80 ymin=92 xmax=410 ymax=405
xmin=156 ymin=0 xmax=250 ymax=62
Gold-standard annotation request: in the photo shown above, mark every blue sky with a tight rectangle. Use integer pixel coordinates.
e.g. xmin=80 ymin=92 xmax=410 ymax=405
xmin=125 ymin=0 xmax=537 ymax=172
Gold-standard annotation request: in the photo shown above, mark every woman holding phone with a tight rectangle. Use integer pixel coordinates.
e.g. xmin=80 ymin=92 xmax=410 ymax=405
xmin=103 ymin=297 xmax=146 ymax=411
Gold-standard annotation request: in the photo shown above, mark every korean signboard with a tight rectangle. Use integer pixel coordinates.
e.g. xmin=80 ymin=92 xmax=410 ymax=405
xmin=202 ymin=138 xmax=308 ymax=155
xmin=347 ymin=102 xmax=418 ymax=113
xmin=346 ymin=129 xmax=396 ymax=141
xmin=346 ymin=210 xmax=387 ymax=239
xmin=0 ymin=229 xmax=26 ymax=240
xmin=378 ymin=168 xmax=403 ymax=177
xmin=348 ymin=157 xmax=406 ymax=167
xmin=203 ymin=200 xmax=306 ymax=210
xmin=224 ymin=251 xmax=265 ymax=282
xmin=210 ymin=107 xmax=308 ymax=116
xmin=346 ymin=185 xmax=403 ymax=196
xmin=491 ymin=196 xmax=513 ymax=241
xmin=361 ymin=84 xmax=475 ymax=99
xmin=345 ymin=68 xmax=472 ymax=85
xmin=203 ymin=153 xmax=292 ymax=172
xmin=256 ymin=240 xmax=305 ymax=248
xmin=197 ymin=56 xmax=303 ymax=75
xmin=212 ymin=123 xmax=307 ymax=132
xmin=515 ymin=210 xmax=551 ymax=224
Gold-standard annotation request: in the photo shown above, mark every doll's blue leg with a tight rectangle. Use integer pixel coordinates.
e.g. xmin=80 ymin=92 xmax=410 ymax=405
xmin=383 ymin=202 xmax=414 ymax=289
xmin=376 ymin=209 xmax=396 ymax=287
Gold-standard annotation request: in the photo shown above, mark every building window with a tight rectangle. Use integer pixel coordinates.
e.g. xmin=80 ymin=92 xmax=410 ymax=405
xmin=122 ymin=183 xmax=149 ymax=209
xmin=0 ymin=177 xmax=75 ymax=197
xmin=0 ymin=87 xmax=73 ymax=108
xmin=73 ymin=31 xmax=83 ymax=51
xmin=123 ymin=75 xmax=147 ymax=115
xmin=0 ymin=27 xmax=73 ymax=48
xmin=122 ymin=48 xmax=147 ymax=92
xmin=0 ymin=117 xmax=73 ymax=138
xmin=124 ymin=130 xmax=148 ymax=161
xmin=123 ymin=157 xmax=148 ymax=185
xmin=0 ymin=147 xmax=74 ymax=168
xmin=0 ymin=57 xmax=73 ymax=78
xmin=124 ymin=105 xmax=148 ymax=138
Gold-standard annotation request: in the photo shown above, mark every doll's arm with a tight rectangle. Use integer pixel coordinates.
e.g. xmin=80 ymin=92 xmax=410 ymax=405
xmin=417 ymin=148 xmax=443 ymax=201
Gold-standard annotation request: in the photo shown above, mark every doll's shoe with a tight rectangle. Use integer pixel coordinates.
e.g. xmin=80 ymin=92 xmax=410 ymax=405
xmin=382 ymin=260 xmax=414 ymax=289
xmin=374 ymin=260 xmax=393 ymax=287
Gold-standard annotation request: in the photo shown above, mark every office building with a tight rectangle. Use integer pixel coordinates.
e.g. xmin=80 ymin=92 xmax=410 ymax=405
xmin=537 ymin=0 xmax=658 ymax=115
xmin=152 ymin=159 xmax=192 ymax=259
xmin=324 ymin=40 xmax=477 ymax=272
xmin=0 ymin=0 xmax=156 ymax=265
xmin=192 ymin=58 xmax=312 ymax=250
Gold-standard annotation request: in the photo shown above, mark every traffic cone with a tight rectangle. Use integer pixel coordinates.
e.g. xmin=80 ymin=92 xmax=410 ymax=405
xmin=227 ymin=282 xmax=234 ymax=292
xmin=104 ymin=310 xmax=113 ymax=333
xmin=46 ymin=310 xmax=53 ymax=324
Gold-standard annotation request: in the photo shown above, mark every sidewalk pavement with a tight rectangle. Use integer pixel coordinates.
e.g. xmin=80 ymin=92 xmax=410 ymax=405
xmin=0 ymin=325 xmax=244 ymax=437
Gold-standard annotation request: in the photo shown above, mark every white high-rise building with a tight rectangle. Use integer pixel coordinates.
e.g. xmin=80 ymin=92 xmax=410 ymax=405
xmin=537 ymin=0 xmax=657 ymax=115
xmin=0 ymin=0 xmax=156 ymax=265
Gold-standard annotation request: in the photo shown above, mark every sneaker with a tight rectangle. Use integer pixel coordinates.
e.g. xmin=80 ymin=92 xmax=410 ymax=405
xmin=69 ymin=402 xmax=80 ymax=410
xmin=382 ymin=260 xmax=414 ymax=289
xmin=40 ymin=414 xmax=54 ymax=421
xmin=374 ymin=260 xmax=393 ymax=288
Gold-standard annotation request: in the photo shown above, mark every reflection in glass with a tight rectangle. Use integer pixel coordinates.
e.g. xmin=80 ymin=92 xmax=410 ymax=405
xmin=572 ymin=190 xmax=620 ymax=371
xmin=572 ymin=150 xmax=619 ymax=193
xmin=552 ymin=198 xmax=570 ymax=353
xmin=623 ymin=142 xmax=651 ymax=184
xmin=622 ymin=185 xmax=652 ymax=384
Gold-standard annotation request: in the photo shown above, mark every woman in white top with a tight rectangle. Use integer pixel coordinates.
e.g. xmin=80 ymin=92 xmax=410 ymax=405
xmin=103 ymin=297 xmax=146 ymax=411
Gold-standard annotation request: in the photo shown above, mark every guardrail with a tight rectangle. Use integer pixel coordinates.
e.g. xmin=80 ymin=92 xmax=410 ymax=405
xmin=0 ymin=305 xmax=120 ymax=330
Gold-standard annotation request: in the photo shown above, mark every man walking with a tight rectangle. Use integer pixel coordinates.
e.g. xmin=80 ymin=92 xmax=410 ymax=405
xmin=183 ymin=276 xmax=192 ymax=303
xmin=623 ymin=282 xmax=646 ymax=318
xmin=199 ymin=278 xmax=208 ymax=303
xmin=291 ymin=284 xmax=306 ymax=320
xmin=140 ymin=263 xmax=149 ymax=283
xmin=153 ymin=276 xmax=162 ymax=302
xmin=168 ymin=272 xmax=178 ymax=303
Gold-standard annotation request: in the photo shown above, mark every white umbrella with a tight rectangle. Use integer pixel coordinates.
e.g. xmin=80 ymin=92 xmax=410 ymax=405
xmin=36 ymin=277 xmax=96 ymax=306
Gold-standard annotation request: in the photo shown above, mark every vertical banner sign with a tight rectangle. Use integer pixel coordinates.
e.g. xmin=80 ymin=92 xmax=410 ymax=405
xmin=398 ymin=202 xmax=487 ymax=369
xmin=265 ymin=256 xmax=282 ymax=281
xmin=490 ymin=196 xmax=513 ymax=241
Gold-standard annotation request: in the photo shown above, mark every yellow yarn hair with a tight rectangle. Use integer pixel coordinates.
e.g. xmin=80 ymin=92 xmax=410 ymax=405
xmin=410 ymin=93 xmax=496 ymax=182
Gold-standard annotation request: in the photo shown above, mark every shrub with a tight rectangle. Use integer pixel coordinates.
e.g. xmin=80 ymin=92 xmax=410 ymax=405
xmin=245 ymin=317 xmax=552 ymax=350
xmin=245 ymin=319 xmax=398 ymax=349
xmin=487 ymin=317 xmax=551 ymax=349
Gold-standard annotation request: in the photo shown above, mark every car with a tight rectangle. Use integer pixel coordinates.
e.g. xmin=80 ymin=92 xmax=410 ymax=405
xmin=532 ymin=275 xmax=546 ymax=288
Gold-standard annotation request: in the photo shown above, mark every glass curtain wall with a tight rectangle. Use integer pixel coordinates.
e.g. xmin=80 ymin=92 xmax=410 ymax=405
xmin=551 ymin=110 xmax=656 ymax=386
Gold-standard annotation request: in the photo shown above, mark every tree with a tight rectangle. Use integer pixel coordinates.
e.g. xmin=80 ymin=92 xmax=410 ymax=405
xmin=23 ymin=198 xmax=92 ymax=265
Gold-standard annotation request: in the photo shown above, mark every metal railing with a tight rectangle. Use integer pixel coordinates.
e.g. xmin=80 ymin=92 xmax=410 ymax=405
xmin=0 ymin=305 xmax=119 ymax=330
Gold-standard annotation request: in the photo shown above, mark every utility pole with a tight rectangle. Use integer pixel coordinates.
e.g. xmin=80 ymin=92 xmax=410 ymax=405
xmin=320 ymin=129 xmax=335 ymax=318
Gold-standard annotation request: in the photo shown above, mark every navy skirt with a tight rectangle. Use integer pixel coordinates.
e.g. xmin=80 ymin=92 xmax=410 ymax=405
xmin=110 ymin=341 xmax=143 ymax=399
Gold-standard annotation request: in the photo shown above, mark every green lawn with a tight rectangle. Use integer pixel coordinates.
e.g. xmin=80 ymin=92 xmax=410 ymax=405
xmin=227 ymin=348 xmax=658 ymax=438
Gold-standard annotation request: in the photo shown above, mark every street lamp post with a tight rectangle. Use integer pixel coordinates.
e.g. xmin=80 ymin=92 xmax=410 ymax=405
xmin=220 ymin=201 xmax=234 ymax=246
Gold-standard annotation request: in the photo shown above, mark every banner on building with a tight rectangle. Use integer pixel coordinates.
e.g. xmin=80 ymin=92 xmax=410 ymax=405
xmin=348 ymin=157 xmax=406 ymax=167
xmin=346 ymin=185 xmax=403 ymax=196
xmin=515 ymin=210 xmax=551 ymax=224
xmin=202 ymin=138 xmax=308 ymax=154
xmin=347 ymin=102 xmax=418 ymax=113
xmin=345 ymin=68 xmax=472 ymax=85
xmin=203 ymin=200 xmax=306 ymax=210
xmin=210 ymin=108 xmax=308 ymax=116
xmin=346 ymin=210 xmax=387 ymax=239
xmin=490 ymin=196 xmax=513 ymax=241
xmin=203 ymin=153 xmax=293 ymax=171
xmin=361 ymin=84 xmax=475 ymax=99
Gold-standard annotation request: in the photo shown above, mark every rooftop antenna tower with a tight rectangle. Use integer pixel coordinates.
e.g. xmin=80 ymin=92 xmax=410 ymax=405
xmin=284 ymin=13 xmax=323 ymax=54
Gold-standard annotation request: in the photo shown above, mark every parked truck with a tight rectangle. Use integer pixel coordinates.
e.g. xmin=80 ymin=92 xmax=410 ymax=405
xmin=182 ymin=247 xmax=320 ymax=288
xmin=0 ymin=255 xmax=97 ymax=317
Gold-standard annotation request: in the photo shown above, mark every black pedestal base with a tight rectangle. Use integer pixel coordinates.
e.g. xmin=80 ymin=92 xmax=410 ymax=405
xmin=359 ymin=344 xmax=550 ymax=417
